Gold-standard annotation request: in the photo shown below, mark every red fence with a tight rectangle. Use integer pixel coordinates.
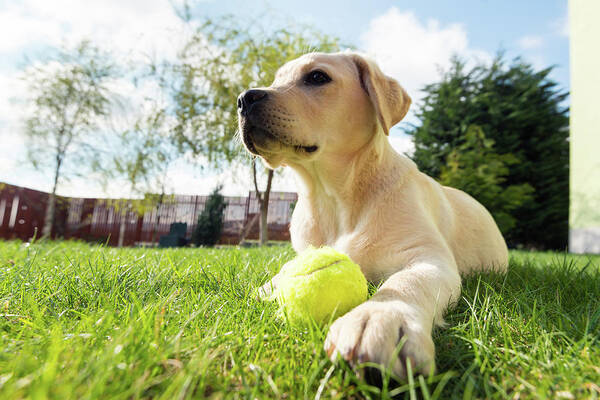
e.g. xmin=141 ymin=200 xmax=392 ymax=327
xmin=0 ymin=182 xmax=297 ymax=246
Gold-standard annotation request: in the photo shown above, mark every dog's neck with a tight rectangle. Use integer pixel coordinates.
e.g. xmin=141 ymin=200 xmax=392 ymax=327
xmin=288 ymin=131 xmax=413 ymax=230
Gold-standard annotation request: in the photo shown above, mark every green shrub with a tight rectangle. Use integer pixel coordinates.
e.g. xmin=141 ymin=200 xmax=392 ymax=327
xmin=440 ymin=125 xmax=534 ymax=234
xmin=408 ymin=56 xmax=569 ymax=249
xmin=192 ymin=185 xmax=226 ymax=246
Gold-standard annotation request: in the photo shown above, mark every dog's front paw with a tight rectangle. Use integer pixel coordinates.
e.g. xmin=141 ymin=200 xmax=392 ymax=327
xmin=324 ymin=301 xmax=435 ymax=380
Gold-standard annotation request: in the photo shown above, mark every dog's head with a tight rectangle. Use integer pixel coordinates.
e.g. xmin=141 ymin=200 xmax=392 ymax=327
xmin=237 ymin=52 xmax=411 ymax=168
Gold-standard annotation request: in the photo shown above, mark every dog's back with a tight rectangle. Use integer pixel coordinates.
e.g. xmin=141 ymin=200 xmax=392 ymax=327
xmin=441 ymin=184 xmax=509 ymax=273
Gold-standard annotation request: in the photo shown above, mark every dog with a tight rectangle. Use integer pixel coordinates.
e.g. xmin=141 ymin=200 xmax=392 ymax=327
xmin=237 ymin=52 xmax=508 ymax=379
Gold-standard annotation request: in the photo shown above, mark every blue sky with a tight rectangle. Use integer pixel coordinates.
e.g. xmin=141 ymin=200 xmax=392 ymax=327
xmin=195 ymin=0 xmax=569 ymax=89
xmin=0 ymin=0 xmax=569 ymax=197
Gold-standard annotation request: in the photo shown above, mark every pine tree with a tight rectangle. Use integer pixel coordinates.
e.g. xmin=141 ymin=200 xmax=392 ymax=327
xmin=440 ymin=125 xmax=534 ymax=235
xmin=408 ymin=55 xmax=569 ymax=249
xmin=192 ymin=186 xmax=227 ymax=247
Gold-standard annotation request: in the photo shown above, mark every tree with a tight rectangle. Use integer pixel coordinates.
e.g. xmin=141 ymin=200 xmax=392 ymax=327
xmin=107 ymin=101 xmax=180 ymax=246
xmin=171 ymin=16 xmax=341 ymax=245
xmin=407 ymin=56 xmax=569 ymax=249
xmin=192 ymin=185 xmax=227 ymax=247
xmin=22 ymin=41 xmax=117 ymax=239
xmin=439 ymin=125 xmax=534 ymax=234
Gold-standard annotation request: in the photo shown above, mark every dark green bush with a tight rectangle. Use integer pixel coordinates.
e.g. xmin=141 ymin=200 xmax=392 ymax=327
xmin=407 ymin=55 xmax=569 ymax=249
xmin=192 ymin=185 xmax=226 ymax=247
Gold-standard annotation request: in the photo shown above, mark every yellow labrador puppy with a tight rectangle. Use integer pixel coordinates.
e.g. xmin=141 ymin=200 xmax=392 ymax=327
xmin=237 ymin=52 xmax=508 ymax=378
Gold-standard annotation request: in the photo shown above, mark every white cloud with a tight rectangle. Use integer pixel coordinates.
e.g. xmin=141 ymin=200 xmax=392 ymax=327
xmin=186 ymin=162 xmax=300 ymax=197
xmin=0 ymin=0 xmax=189 ymax=61
xmin=0 ymin=6 xmax=63 ymax=52
xmin=525 ymin=54 xmax=547 ymax=71
xmin=0 ymin=0 xmax=192 ymax=140
xmin=0 ymin=150 xmax=17 ymax=176
xmin=359 ymin=7 xmax=491 ymax=116
xmin=0 ymin=69 xmax=28 ymax=123
xmin=0 ymin=4 xmax=485 ymax=198
xmin=518 ymin=35 xmax=544 ymax=50
xmin=516 ymin=35 xmax=546 ymax=70
xmin=388 ymin=133 xmax=415 ymax=156
xmin=0 ymin=1 xmax=197 ymax=197
xmin=56 ymin=159 xmax=300 ymax=199
xmin=552 ymin=13 xmax=569 ymax=38
xmin=0 ymin=69 xmax=29 ymax=184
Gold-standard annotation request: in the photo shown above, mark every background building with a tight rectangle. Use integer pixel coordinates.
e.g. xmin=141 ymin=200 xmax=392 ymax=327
xmin=569 ymin=0 xmax=600 ymax=253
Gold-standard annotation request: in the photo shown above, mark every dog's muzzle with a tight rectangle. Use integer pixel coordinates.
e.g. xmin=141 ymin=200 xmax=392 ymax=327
xmin=237 ymin=89 xmax=269 ymax=155
xmin=237 ymin=89 xmax=319 ymax=156
xmin=237 ymin=89 xmax=267 ymax=118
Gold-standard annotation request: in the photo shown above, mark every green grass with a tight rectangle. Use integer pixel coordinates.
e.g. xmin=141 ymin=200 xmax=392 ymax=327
xmin=0 ymin=240 xmax=599 ymax=399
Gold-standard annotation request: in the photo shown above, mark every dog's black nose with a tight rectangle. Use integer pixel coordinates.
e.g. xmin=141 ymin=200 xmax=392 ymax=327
xmin=238 ymin=89 xmax=267 ymax=114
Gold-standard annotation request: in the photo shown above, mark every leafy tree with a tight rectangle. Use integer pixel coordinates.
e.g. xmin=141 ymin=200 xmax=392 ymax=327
xmin=192 ymin=185 xmax=226 ymax=247
xmin=408 ymin=56 xmax=569 ymax=249
xmin=440 ymin=125 xmax=534 ymax=234
xmin=171 ymin=16 xmax=341 ymax=245
xmin=107 ymin=101 xmax=180 ymax=245
xmin=22 ymin=41 xmax=117 ymax=239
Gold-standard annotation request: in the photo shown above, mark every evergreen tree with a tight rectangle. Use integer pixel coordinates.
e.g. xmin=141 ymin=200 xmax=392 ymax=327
xmin=192 ymin=186 xmax=227 ymax=247
xmin=440 ymin=125 xmax=534 ymax=234
xmin=407 ymin=55 xmax=569 ymax=249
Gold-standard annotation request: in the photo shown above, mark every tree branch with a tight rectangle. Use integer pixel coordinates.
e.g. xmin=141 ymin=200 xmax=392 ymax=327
xmin=252 ymin=158 xmax=263 ymax=203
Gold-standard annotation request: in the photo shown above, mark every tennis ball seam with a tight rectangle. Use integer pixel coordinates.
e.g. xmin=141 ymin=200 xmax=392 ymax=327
xmin=291 ymin=259 xmax=344 ymax=277
xmin=275 ymin=247 xmax=369 ymax=326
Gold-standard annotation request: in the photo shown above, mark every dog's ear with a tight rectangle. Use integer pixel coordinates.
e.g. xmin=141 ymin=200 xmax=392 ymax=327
xmin=351 ymin=54 xmax=411 ymax=135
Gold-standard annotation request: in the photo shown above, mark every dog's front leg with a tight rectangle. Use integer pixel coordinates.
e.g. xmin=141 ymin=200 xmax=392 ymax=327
xmin=324 ymin=260 xmax=461 ymax=379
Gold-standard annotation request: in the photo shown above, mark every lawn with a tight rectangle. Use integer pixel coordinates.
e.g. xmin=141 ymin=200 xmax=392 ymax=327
xmin=0 ymin=240 xmax=598 ymax=399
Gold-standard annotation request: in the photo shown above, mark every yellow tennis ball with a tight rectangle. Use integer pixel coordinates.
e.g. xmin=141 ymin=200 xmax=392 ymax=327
xmin=275 ymin=246 xmax=368 ymax=326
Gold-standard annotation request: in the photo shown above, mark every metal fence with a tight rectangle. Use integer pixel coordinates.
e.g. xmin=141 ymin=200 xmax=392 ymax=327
xmin=0 ymin=182 xmax=297 ymax=246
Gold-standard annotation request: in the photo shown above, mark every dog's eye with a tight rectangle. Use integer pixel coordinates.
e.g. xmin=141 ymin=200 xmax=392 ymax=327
xmin=304 ymin=70 xmax=331 ymax=86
